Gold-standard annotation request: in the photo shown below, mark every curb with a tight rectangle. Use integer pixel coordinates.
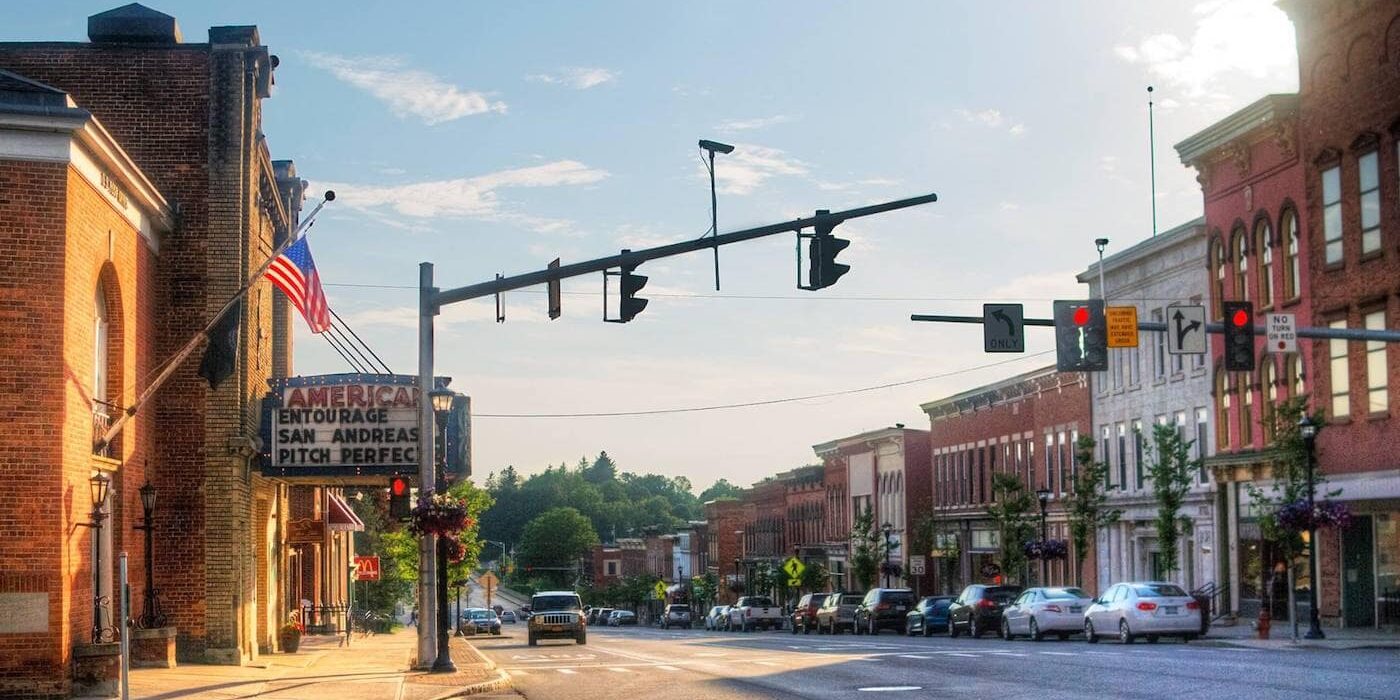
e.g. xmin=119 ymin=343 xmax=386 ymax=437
xmin=425 ymin=668 xmax=513 ymax=699
xmin=1194 ymin=637 xmax=1400 ymax=651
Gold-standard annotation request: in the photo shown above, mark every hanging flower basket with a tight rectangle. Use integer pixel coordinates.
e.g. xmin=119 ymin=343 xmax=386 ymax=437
xmin=880 ymin=562 xmax=903 ymax=578
xmin=1276 ymin=499 xmax=1352 ymax=533
xmin=443 ymin=537 xmax=466 ymax=563
xmin=409 ymin=490 xmax=473 ymax=537
xmin=1024 ymin=538 xmax=1069 ymax=560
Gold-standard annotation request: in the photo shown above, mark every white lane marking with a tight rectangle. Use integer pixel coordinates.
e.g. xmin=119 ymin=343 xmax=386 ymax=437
xmin=1038 ymin=651 xmax=1076 ymax=656
xmin=944 ymin=653 xmax=978 ymax=658
xmin=694 ymin=652 xmax=728 ymax=657
xmin=858 ymin=687 xmax=922 ymax=693
xmin=897 ymin=655 xmax=932 ymax=659
xmin=657 ymin=665 xmax=681 ymax=671
xmin=608 ymin=667 xmax=631 ymax=673
xmin=1084 ymin=651 xmax=1122 ymax=656
xmin=986 ymin=652 xmax=1027 ymax=657
xmin=511 ymin=670 xmax=530 ymax=676
xmin=557 ymin=669 xmax=577 ymax=675
xmin=754 ymin=661 xmax=782 ymax=667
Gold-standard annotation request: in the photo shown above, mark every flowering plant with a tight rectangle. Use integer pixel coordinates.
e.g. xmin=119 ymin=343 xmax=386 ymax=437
xmin=409 ymin=489 xmax=473 ymax=537
xmin=1024 ymin=538 xmax=1069 ymax=560
xmin=1276 ymin=499 xmax=1352 ymax=533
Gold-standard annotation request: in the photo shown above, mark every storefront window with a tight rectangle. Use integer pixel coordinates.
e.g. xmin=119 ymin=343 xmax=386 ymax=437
xmin=1378 ymin=514 xmax=1400 ymax=626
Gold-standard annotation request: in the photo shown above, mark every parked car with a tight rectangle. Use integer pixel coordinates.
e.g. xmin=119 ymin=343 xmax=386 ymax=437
xmin=815 ymin=592 xmax=865 ymax=634
xmin=462 ymin=607 xmax=501 ymax=636
xmin=704 ymin=605 xmax=730 ymax=631
xmin=662 ymin=604 xmax=692 ymax=630
xmin=591 ymin=608 xmax=613 ymax=625
xmin=905 ymin=596 xmax=954 ymax=636
xmin=607 ymin=610 xmax=638 ymax=626
xmin=1001 ymin=587 xmax=1093 ymax=641
xmin=789 ymin=593 xmax=831 ymax=634
xmin=1084 ymin=581 xmax=1201 ymax=644
xmin=948 ymin=584 xmax=1023 ymax=638
xmin=500 ymin=610 xmax=518 ymax=624
xmin=854 ymin=588 xmax=917 ymax=635
xmin=727 ymin=596 xmax=783 ymax=632
xmin=527 ymin=591 xmax=586 ymax=646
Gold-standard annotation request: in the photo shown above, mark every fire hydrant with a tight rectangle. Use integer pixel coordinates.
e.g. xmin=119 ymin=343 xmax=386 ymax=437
xmin=1257 ymin=607 xmax=1271 ymax=639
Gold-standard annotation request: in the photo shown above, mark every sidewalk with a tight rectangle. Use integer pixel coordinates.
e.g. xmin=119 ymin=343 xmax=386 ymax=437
xmin=111 ymin=628 xmax=507 ymax=700
xmin=1198 ymin=618 xmax=1400 ymax=650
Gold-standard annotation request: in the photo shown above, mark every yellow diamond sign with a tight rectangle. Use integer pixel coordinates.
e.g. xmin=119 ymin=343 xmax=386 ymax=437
xmin=654 ymin=581 xmax=668 ymax=600
xmin=782 ymin=556 xmax=805 ymax=581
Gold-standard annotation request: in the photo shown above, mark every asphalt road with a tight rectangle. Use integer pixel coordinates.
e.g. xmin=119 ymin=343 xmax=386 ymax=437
xmin=471 ymin=622 xmax=1400 ymax=699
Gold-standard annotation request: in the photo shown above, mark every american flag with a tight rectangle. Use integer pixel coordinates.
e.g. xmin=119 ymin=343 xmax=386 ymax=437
xmin=266 ymin=236 xmax=332 ymax=333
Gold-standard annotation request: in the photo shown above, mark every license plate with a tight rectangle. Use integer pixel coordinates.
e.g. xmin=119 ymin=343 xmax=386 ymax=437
xmin=551 ymin=625 xmax=563 ymax=632
xmin=1163 ymin=607 xmax=1178 ymax=615
xmin=1070 ymin=606 xmax=1082 ymax=613
xmin=895 ymin=606 xmax=906 ymax=612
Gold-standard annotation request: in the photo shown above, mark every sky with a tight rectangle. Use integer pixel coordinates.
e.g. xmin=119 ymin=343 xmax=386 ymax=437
xmin=8 ymin=0 xmax=1299 ymax=492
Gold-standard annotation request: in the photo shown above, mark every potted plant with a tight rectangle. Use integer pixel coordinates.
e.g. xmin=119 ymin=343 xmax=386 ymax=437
xmin=279 ymin=614 xmax=303 ymax=652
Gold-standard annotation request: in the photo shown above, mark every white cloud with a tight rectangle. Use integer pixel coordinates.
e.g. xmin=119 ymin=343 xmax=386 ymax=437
xmin=526 ymin=67 xmax=619 ymax=89
xmin=302 ymin=51 xmax=506 ymax=124
xmin=613 ymin=224 xmax=689 ymax=249
xmin=715 ymin=115 xmax=794 ymax=132
xmin=316 ymin=160 xmax=609 ymax=233
xmin=701 ymin=143 xmax=809 ymax=195
xmin=956 ymin=108 xmax=1026 ymax=136
xmin=999 ymin=201 xmax=1021 ymax=211
xmin=1113 ymin=0 xmax=1297 ymax=99
xmin=986 ymin=271 xmax=1086 ymax=303
xmin=815 ymin=176 xmax=901 ymax=192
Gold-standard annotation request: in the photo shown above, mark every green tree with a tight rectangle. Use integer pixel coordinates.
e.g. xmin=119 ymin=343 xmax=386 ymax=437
xmin=692 ymin=572 xmax=719 ymax=611
xmin=849 ymin=505 xmax=890 ymax=590
xmin=797 ymin=561 xmax=830 ymax=593
xmin=909 ymin=511 xmax=962 ymax=594
xmin=985 ymin=474 xmax=1035 ymax=585
xmin=585 ymin=451 xmax=618 ymax=484
xmin=751 ymin=562 xmax=780 ymax=598
xmin=444 ymin=478 xmax=494 ymax=588
xmin=518 ymin=507 xmax=600 ymax=586
xmin=1145 ymin=423 xmax=1199 ymax=581
xmin=1247 ymin=398 xmax=1330 ymax=559
xmin=699 ymin=478 xmax=745 ymax=502
xmin=1068 ymin=436 xmax=1121 ymax=589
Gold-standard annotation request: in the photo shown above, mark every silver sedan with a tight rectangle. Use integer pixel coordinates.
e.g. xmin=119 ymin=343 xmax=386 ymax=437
xmin=1002 ymin=587 xmax=1094 ymax=641
xmin=1084 ymin=581 xmax=1201 ymax=644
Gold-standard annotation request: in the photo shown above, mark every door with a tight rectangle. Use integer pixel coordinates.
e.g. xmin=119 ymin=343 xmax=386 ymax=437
xmin=1343 ymin=515 xmax=1375 ymax=628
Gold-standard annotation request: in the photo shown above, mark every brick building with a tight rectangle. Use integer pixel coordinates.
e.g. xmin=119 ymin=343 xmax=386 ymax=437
xmin=812 ymin=426 xmax=931 ymax=591
xmin=0 ymin=5 xmax=333 ymax=694
xmin=1077 ymin=219 xmax=1219 ymax=598
xmin=922 ymin=368 xmax=1093 ymax=594
xmin=1282 ymin=0 xmax=1400 ymax=629
xmin=703 ymin=498 xmax=745 ymax=603
xmin=1176 ymin=94 xmax=1311 ymax=621
xmin=820 ymin=451 xmax=852 ymax=587
xmin=782 ymin=465 xmax=827 ymax=565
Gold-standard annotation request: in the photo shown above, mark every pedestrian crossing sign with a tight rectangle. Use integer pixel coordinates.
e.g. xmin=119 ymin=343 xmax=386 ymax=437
xmin=782 ymin=557 xmax=805 ymax=580
xmin=654 ymin=581 xmax=668 ymax=599
xmin=788 ymin=577 xmax=802 ymax=588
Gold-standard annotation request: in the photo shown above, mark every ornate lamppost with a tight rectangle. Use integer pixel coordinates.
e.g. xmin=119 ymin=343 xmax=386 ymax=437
xmin=881 ymin=522 xmax=894 ymax=588
xmin=1300 ymin=416 xmax=1325 ymax=640
xmin=429 ymin=388 xmax=457 ymax=672
xmin=81 ymin=472 xmax=117 ymax=643
xmin=1036 ymin=488 xmax=1051 ymax=586
xmin=133 ymin=480 xmax=166 ymax=629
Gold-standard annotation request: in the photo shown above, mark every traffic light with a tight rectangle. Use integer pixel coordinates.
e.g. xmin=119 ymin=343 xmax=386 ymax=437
xmin=619 ymin=264 xmax=648 ymax=322
xmin=803 ymin=209 xmax=851 ymax=290
xmin=1053 ymin=299 xmax=1108 ymax=372
xmin=1223 ymin=301 xmax=1255 ymax=371
xmin=389 ymin=477 xmax=412 ymax=521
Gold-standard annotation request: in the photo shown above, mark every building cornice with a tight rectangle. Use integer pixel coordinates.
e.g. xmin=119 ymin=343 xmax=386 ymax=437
xmin=1173 ymin=94 xmax=1298 ymax=165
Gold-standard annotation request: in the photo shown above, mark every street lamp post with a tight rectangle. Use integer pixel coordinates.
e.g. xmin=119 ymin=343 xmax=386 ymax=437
xmin=881 ymin=522 xmax=893 ymax=588
xmin=84 ymin=472 xmax=115 ymax=643
xmin=733 ymin=558 xmax=742 ymax=601
xmin=429 ymin=389 xmax=457 ymax=673
xmin=1036 ymin=489 xmax=1051 ymax=586
xmin=1300 ymin=416 xmax=1326 ymax=640
xmin=133 ymin=480 xmax=166 ymax=629
xmin=453 ymin=580 xmax=464 ymax=636
xmin=1095 ymin=238 xmax=1110 ymax=302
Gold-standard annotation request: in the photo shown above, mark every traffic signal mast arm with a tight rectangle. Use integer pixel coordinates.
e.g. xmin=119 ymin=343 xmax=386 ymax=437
xmin=910 ymin=314 xmax=1400 ymax=342
xmin=427 ymin=193 xmax=937 ymax=311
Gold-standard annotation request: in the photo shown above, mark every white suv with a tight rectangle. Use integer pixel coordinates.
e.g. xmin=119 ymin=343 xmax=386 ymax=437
xmin=528 ymin=591 xmax=586 ymax=646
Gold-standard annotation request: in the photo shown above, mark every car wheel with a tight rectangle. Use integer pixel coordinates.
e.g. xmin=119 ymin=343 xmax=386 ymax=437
xmin=1001 ymin=618 xmax=1012 ymax=641
xmin=922 ymin=622 xmax=933 ymax=638
xmin=1085 ymin=620 xmax=1098 ymax=644
xmin=1029 ymin=618 xmax=1042 ymax=642
xmin=1147 ymin=635 xmax=1159 ymax=644
xmin=528 ymin=633 xmax=537 ymax=647
xmin=906 ymin=620 xmax=915 ymax=637
xmin=790 ymin=620 xmax=798 ymax=635
xmin=948 ymin=618 xmax=960 ymax=638
xmin=969 ymin=617 xmax=981 ymax=639
xmin=803 ymin=621 xmax=811 ymax=635
xmin=576 ymin=632 xmax=587 ymax=645
xmin=1119 ymin=619 xmax=1134 ymax=645
xmin=869 ymin=618 xmax=877 ymax=636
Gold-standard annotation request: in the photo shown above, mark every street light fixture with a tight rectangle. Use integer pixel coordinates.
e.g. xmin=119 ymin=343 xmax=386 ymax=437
xmin=1094 ymin=238 xmax=1110 ymax=302
xmin=1299 ymin=415 xmax=1325 ymax=640
xmin=699 ymin=139 xmax=735 ymax=291
xmin=428 ymin=388 xmax=457 ymax=673
xmin=1035 ymin=488 xmax=1052 ymax=586
xmin=881 ymin=522 xmax=894 ymax=588
xmin=133 ymin=478 xmax=166 ymax=629
xmin=85 ymin=472 xmax=115 ymax=643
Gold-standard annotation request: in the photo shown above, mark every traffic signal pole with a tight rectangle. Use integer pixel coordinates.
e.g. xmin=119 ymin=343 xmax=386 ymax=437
xmin=414 ymin=192 xmax=937 ymax=669
xmin=910 ymin=314 xmax=1400 ymax=342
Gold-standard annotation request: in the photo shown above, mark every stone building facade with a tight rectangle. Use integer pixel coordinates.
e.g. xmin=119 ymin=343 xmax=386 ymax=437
xmin=1076 ymin=219 xmax=1218 ymax=598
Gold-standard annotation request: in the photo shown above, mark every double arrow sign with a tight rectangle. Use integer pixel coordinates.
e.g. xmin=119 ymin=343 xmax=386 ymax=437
xmin=979 ymin=303 xmax=1209 ymax=355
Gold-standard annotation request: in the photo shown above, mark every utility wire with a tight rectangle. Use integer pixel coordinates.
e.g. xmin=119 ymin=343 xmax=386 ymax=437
xmin=474 ymin=350 xmax=1053 ymax=418
xmin=330 ymin=306 xmax=393 ymax=373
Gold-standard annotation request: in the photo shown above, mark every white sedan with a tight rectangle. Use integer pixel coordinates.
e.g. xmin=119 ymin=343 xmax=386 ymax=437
xmin=1002 ymin=587 xmax=1094 ymax=641
xmin=1084 ymin=581 xmax=1202 ymax=644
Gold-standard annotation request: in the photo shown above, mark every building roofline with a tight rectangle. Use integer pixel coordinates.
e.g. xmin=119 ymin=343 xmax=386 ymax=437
xmin=1074 ymin=217 xmax=1206 ymax=283
xmin=1173 ymin=94 xmax=1298 ymax=165
xmin=812 ymin=426 xmax=927 ymax=457
xmin=919 ymin=364 xmax=1068 ymax=415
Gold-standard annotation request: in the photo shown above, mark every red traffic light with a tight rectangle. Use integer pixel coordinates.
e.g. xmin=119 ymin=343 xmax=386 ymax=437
xmin=391 ymin=477 xmax=408 ymax=497
xmin=1231 ymin=309 xmax=1250 ymax=327
xmin=1073 ymin=307 xmax=1090 ymax=326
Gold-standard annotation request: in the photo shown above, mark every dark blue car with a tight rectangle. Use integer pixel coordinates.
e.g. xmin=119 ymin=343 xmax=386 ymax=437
xmin=905 ymin=596 xmax=954 ymax=636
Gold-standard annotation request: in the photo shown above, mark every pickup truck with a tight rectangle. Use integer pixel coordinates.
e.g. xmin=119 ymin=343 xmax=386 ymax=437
xmin=726 ymin=596 xmax=784 ymax=632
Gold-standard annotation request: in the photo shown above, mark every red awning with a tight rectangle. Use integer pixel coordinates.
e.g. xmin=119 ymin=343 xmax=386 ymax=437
xmin=327 ymin=493 xmax=365 ymax=532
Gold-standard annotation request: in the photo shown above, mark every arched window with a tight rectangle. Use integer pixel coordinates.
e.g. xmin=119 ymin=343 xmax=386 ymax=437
xmin=1261 ymin=359 xmax=1278 ymax=444
xmin=1286 ymin=354 xmax=1306 ymax=400
xmin=1233 ymin=227 xmax=1249 ymax=303
xmin=1281 ymin=209 xmax=1300 ymax=300
xmin=1215 ymin=368 xmax=1231 ymax=449
xmin=1256 ymin=219 xmax=1273 ymax=308
xmin=94 ymin=284 xmax=109 ymax=405
xmin=1240 ymin=371 xmax=1254 ymax=447
xmin=1213 ymin=238 xmax=1227 ymax=320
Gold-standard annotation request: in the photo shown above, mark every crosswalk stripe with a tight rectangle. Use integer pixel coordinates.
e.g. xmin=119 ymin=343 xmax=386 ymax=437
xmin=754 ymin=661 xmax=782 ymax=667
xmin=512 ymin=670 xmax=530 ymax=675
xmin=987 ymin=652 xmax=1028 ymax=657
xmin=945 ymin=653 xmax=978 ymax=658
xmin=608 ymin=667 xmax=631 ymax=673
xmin=1038 ymin=651 xmax=1075 ymax=656
xmin=657 ymin=665 xmax=682 ymax=671
xmin=898 ymin=655 xmax=932 ymax=659
xmin=558 ymin=669 xmax=577 ymax=675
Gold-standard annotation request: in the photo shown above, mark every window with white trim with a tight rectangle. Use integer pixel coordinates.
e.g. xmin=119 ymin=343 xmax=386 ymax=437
xmin=1329 ymin=319 xmax=1349 ymax=419
xmin=1366 ymin=310 xmax=1388 ymax=413
xmin=1323 ymin=166 xmax=1343 ymax=264
xmin=1282 ymin=210 xmax=1300 ymax=299
xmin=1359 ymin=152 xmax=1380 ymax=255
xmin=1195 ymin=408 xmax=1209 ymax=482
xmin=1132 ymin=419 xmax=1144 ymax=489
xmin=1234 ymin=228 xmax=1249 ymax=302
xmin=1257 ymin=220 xmax=1273 ymax=308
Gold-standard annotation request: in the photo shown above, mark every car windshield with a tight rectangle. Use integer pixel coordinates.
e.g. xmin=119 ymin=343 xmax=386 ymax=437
xmin=923 ymin=597 xmax=952 ymax=608
xmin=1134 ymin=584 xmax=1188 ymax=598
xmin=810 ymin=594 xmax=830 ymax=606
xmin=669 ymin=605 xmax=690 ymax=612
xmin=1045 ymin=588 xmax=1090 ymax=600
xmin=532 ymin=595 xmax=582 ymax=611
xmin=468 ymin=610 xmax=495 ymax=620
xmin=885 ymin=591 xmax=915 ymax=604
xmin=841 ymin=594 xmax=864 ymax=605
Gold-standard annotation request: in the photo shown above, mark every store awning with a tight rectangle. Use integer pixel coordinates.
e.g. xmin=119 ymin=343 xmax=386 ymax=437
xmin=327 ymin=493 xmax=365 ymax=532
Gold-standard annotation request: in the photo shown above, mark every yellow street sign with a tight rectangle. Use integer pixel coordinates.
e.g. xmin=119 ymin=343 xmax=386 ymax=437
xmin=654 ymin=581 xmax=668 ymax=599
xmin=1106 ymin=305 xmax=1139 ymax=348
xmin=782 ymin=556 xmax=805 ymax=581
xmin=479 ymin=570 xmax=499 ymax=589
xmin=788 ymin=577 xmax=802 ymax=588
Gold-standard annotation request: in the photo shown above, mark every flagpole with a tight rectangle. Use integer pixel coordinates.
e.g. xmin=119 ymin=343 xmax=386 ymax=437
xmin=95 ymin=191 xmax=335 ymax=452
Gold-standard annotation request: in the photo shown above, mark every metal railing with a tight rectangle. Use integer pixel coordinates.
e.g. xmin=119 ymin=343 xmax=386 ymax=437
xmin=1191 ymin=580 xmax=1225 ymax=631
xmin=92 ymin=401 xmax=118 ymax=457
xmin=299 ymin=603 xmax=349 ymax=636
